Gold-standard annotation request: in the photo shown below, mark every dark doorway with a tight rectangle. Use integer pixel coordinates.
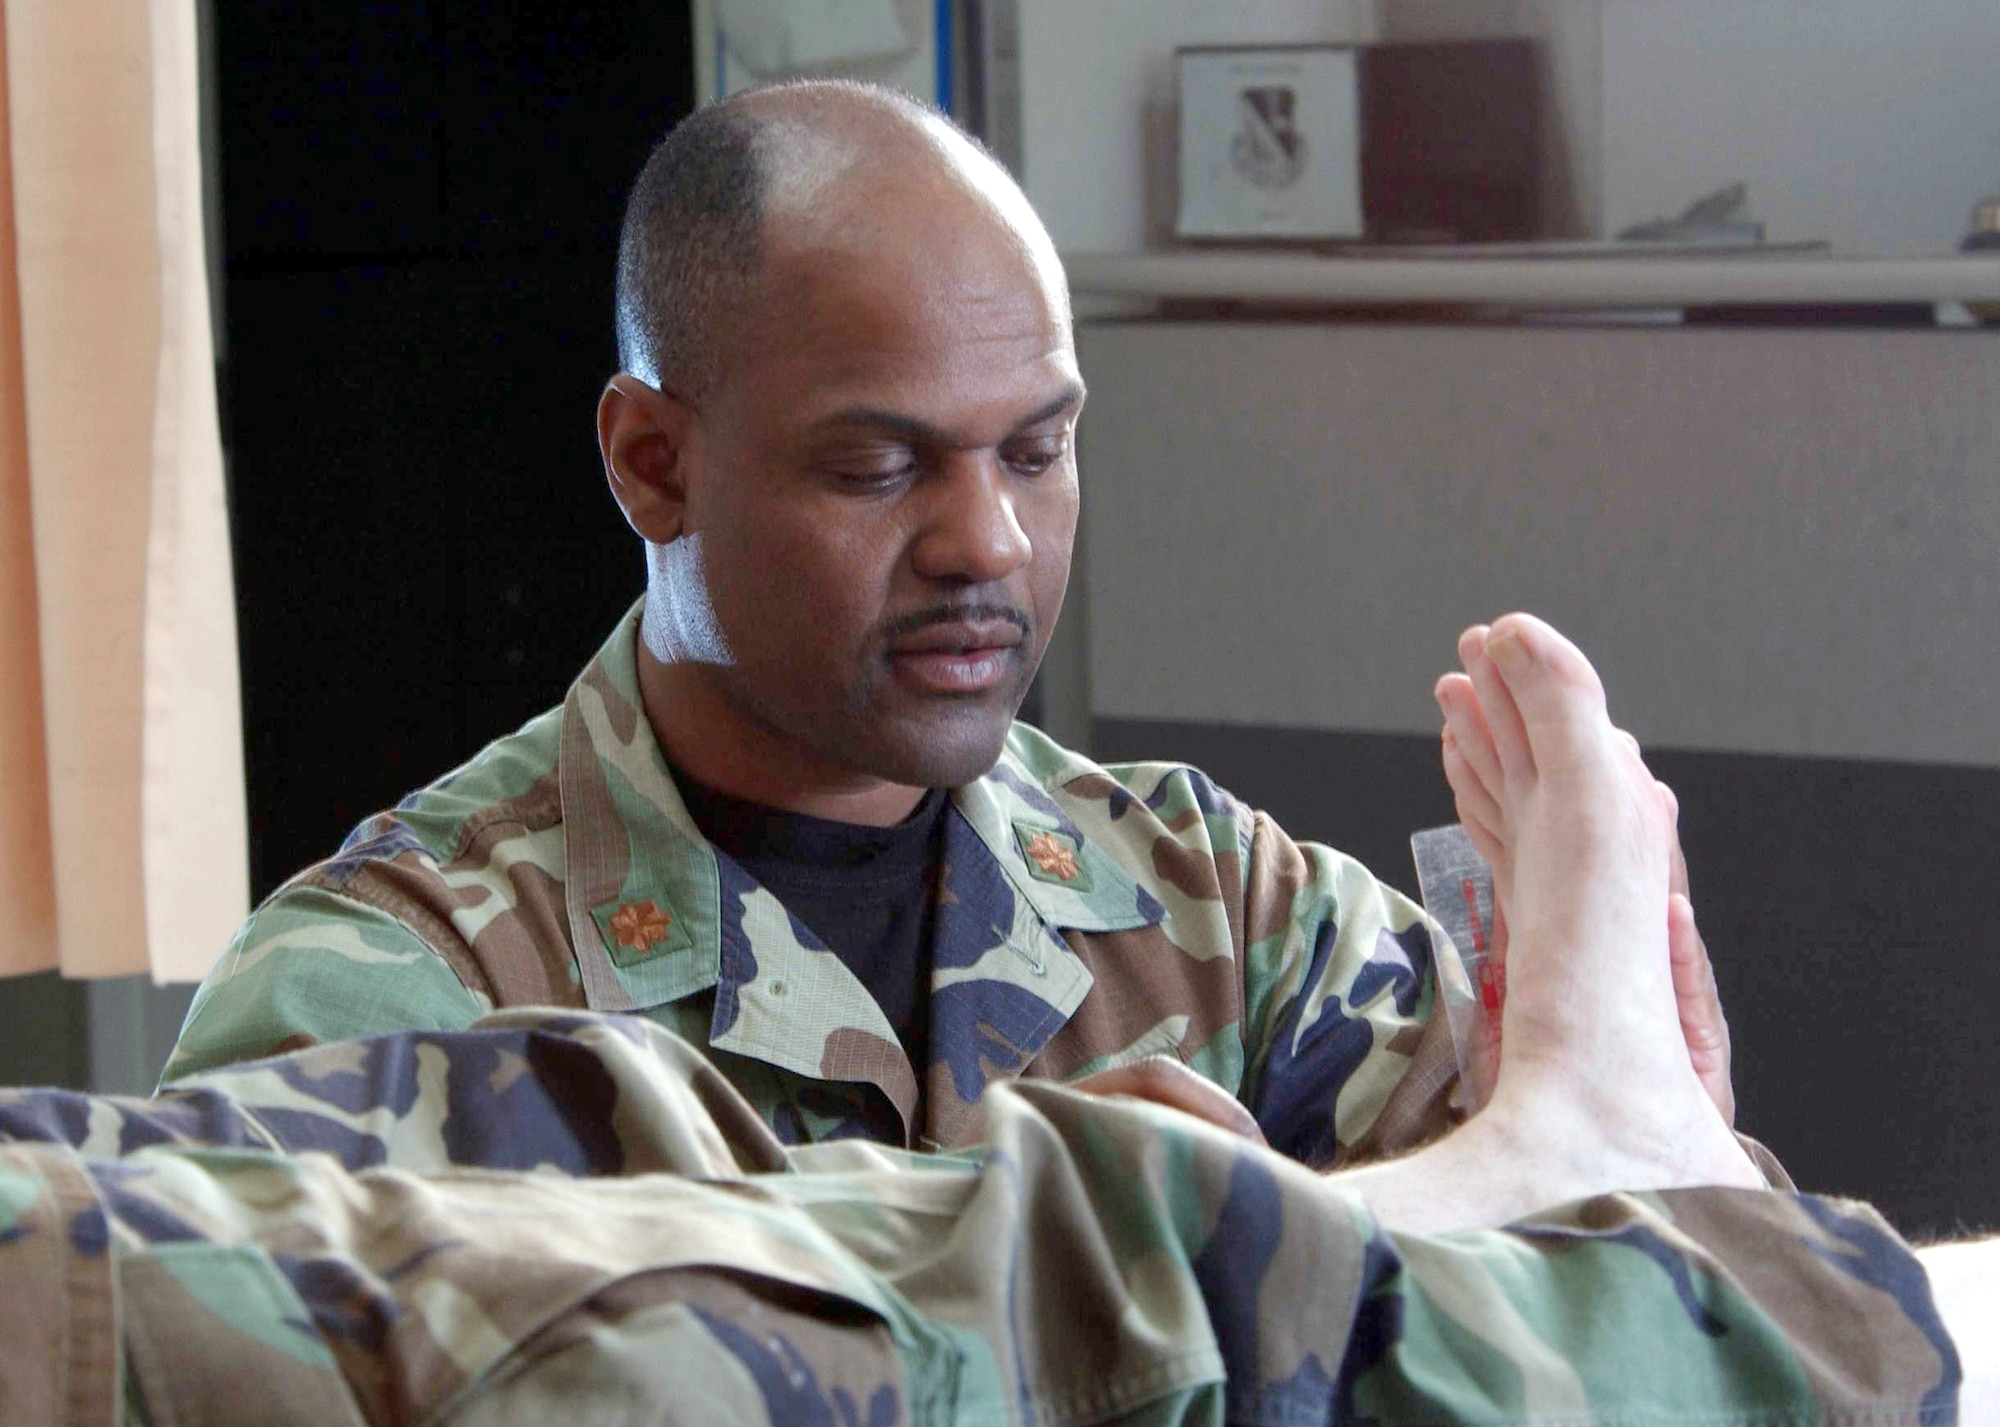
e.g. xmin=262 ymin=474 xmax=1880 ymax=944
xmin=215 ymin=5 xmax=695 ymax=896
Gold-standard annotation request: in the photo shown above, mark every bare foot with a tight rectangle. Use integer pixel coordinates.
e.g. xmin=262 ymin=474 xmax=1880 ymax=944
xmin=1440 ymin=628 xmax=1738 ymax=1126
xmin=1437 ymin=614 xmax=1758 ymax=1196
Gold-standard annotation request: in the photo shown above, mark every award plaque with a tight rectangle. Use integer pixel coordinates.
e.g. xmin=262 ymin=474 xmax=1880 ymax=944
xmin=1175 ymin=46 xmax=1362 ymax=242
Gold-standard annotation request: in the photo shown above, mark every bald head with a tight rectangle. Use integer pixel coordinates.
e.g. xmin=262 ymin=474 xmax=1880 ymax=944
xmin=613 ymin=81 xmax=1064 ymax=399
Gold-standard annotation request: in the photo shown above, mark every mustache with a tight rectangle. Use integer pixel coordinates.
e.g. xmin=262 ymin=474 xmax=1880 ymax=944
xmin=879 ymin=601 xmax=1032 ymax=642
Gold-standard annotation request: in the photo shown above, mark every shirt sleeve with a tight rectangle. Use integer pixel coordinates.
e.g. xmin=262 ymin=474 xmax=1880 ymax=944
xmin=160 ymin=884 xmax=490 ymax=1084
xmin=1235 ymin=807 xmax=1462 ymax=1166
xmin=0 ymin=1012 xmax=1959 ymax=1427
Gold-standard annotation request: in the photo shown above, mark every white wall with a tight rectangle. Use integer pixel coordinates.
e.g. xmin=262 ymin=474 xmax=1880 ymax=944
xmin=1009 ymin=0 xmax=2000 ymax=254
xmin=1600 ymin=0 xmax=2000 ymax=253
xmin=1016 ymin=0 xmax=1376 ymax=253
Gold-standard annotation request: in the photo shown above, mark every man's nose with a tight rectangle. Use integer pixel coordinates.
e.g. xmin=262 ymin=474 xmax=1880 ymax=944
xmin=909 ymin=452 xmax=1033 ymax=584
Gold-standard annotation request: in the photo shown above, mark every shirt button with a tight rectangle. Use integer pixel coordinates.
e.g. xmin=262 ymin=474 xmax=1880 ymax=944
xmin=769 ymin=979 xmax=787 ymax=997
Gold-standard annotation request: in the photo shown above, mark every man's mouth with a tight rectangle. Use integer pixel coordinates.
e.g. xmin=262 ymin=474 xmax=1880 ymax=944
xmin=887 ymin=619 xmax=1026 ymax=695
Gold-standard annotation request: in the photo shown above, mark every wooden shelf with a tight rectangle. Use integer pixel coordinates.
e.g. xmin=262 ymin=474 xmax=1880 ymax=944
xmin=1062 ymin=250 xmax=2000 ymax=309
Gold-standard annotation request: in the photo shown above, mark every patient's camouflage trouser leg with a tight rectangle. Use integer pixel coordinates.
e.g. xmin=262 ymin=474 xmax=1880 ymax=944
xmin=0 ymin=1010 xmax=1963 ymax=1426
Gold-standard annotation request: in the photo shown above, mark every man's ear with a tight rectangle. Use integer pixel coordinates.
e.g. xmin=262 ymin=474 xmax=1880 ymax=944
xmin=598 ymin=374 xmax=697 ymax=544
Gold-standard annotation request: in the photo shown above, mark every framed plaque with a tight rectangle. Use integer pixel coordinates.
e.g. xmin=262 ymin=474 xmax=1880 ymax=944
xmin=1175 ymin=45 xmax=1362 ymax=242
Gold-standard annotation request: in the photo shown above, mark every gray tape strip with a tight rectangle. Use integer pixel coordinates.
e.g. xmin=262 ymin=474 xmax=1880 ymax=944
xmin=1410 ymin=824 xmax=1501 ymax=1110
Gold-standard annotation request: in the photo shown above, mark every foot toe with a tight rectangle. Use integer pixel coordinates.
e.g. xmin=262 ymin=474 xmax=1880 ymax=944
xmin=1483 ymin=614 xmax=1613 ymax=771
xmin=1465 ymin=631 xmax=1535 ymax=785
xmin=1436 ymin=673 xmax=1503 ymax=792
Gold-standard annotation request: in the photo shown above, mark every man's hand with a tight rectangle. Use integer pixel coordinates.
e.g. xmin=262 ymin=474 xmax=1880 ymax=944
xmin=1663 ymin=789 xmax=1735 ymax=1126
xmin=1069 ymin=1057 xmax=1268 ymax=1145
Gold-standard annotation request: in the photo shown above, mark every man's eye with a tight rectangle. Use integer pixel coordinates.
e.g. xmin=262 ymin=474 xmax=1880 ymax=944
xmin=822 ymin=453 xmax=919 ymax=487
xmin=1003 ymin=439 xmax=1066 ymax=475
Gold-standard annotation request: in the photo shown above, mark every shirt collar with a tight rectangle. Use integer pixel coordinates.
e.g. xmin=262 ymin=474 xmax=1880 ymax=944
xmin=949 ymin=726 xmax=1165 ymax=937
xmin=556 ymin=623 xmax=717 ymax=1011
xmin=556 ymin=604 xmax=1164 ymax=1132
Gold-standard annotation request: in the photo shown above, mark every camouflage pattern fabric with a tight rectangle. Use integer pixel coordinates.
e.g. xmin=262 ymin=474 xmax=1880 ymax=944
xmin=0 ymin=1011 xmax=1961 ymax=1426
xmin=166 ymin=603 xmax=1458 ymax=1164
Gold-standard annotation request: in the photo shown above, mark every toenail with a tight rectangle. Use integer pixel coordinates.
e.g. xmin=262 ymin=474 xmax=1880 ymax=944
xmin=1487 ymin=629 xmax=1529 ymax=671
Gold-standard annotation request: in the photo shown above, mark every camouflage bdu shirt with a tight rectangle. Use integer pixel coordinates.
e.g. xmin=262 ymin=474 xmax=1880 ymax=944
xmin=0 ymin=1013 xmax=1961 ymax=1426
xmin=166 ymin=604 xmax=1456 ymax=1163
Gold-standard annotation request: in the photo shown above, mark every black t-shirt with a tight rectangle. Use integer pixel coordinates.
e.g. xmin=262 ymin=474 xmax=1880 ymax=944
xmin=669 ymin=766 xmax=946 ymax=1069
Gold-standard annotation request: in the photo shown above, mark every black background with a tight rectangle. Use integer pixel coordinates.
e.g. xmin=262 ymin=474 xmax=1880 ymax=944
xmin=218 ymin=4 xmax=694 ymax=897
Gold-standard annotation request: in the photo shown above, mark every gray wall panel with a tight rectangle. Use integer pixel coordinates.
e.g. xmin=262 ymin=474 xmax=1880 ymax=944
xmin=1076 ymin=321 xmax=2000 ymax=767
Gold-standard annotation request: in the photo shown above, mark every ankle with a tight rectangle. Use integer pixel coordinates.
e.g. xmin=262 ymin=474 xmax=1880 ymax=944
xmin=1482 ymin=1064 xmax=1764 ymax=1199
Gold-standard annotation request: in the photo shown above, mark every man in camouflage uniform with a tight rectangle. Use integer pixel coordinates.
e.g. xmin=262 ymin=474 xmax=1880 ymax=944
xmin=11 ymin=79 xmax=1963 ymax=1420
xmin=159 ymin=81 xmax=1728 ymax=1171
xmin=1 ymin=614 xmax=1990 ymax=1423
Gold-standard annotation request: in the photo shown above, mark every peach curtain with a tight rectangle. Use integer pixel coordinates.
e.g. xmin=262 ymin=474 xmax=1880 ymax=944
xmin=0 ymin=0 xmax=246 ymax=982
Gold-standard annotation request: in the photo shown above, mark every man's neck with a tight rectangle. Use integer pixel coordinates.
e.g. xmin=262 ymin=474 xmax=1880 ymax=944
xmin=635 ymin=651 xmax=927 ymax=828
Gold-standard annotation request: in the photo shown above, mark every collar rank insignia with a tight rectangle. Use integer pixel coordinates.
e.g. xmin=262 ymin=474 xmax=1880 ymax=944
xmin=608 ymin=899 xmax=672 ymax=954
xmin=1015 ymin=823 xmax=1091 ymax=891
